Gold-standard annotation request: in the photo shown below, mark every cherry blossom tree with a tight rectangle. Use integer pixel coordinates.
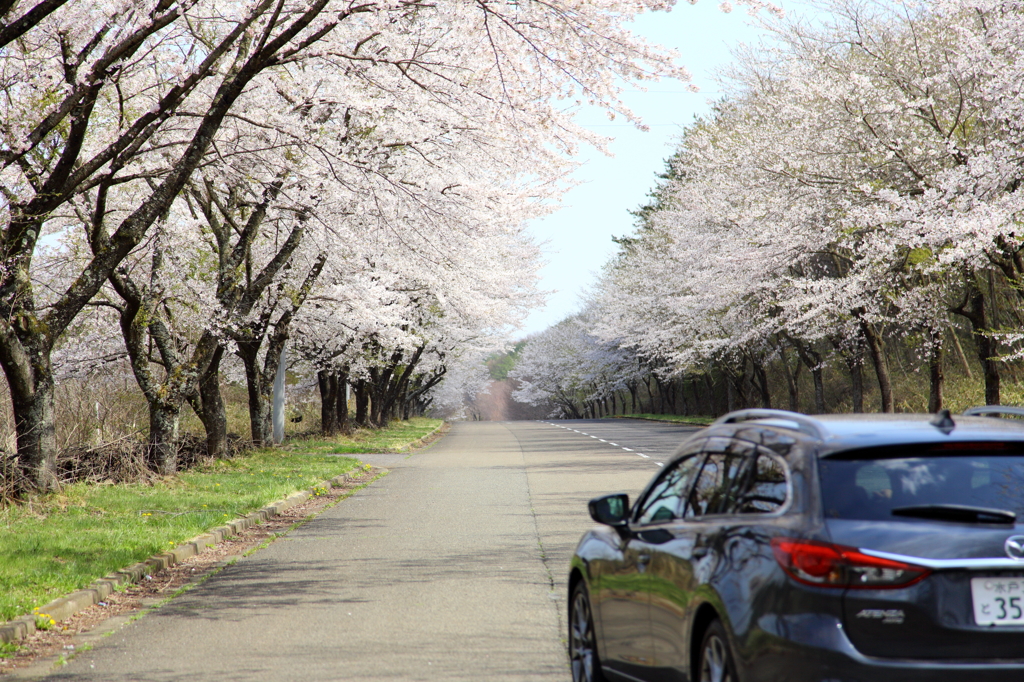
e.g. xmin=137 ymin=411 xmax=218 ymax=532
xmin=3 ymin=0 xmax=385 ymax=489
xmin=584 ymin=0 xmax=1024 ymax=415
xmin=511 ymin=309 xmax=648 ymax=418
xmin=5 ymin=0 xmax=690 ymax=491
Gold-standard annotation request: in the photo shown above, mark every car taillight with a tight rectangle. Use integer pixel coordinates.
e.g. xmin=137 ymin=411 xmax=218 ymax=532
xmin=770 ymin=538 xmax=930 ymax=589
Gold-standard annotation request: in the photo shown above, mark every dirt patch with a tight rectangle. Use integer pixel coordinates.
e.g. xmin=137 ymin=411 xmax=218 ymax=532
xmin=0 ymin=467 xmax=382 ymax=677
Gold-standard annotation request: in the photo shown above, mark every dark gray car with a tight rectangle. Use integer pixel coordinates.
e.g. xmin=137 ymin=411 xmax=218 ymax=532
xmin=568 ymin=408 xmax=1024 ymax=682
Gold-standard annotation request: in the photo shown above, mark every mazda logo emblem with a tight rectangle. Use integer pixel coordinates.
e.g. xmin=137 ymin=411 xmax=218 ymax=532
xmin=1005 ymin=535 xmax=1024 ymax=561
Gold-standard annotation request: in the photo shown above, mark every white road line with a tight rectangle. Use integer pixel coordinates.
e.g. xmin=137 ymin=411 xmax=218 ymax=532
xmin=550 ymin=427 xmax=662 ymax=466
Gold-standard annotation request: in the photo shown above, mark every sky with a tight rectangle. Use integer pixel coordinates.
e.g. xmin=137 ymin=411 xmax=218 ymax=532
xmin=519 ymin=1 xmax=772 ymax=336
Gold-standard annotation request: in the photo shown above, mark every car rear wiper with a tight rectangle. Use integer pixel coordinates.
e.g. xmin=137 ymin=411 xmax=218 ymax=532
xmin=891 ymin=504 xmax=1017 ymax=524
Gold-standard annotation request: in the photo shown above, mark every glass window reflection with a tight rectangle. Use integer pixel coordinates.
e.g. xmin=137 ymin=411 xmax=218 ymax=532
xmin=637 ymin=456 xmax=702 ymax=524
xmin=820 ymin=455 xmax=1024 ymax=520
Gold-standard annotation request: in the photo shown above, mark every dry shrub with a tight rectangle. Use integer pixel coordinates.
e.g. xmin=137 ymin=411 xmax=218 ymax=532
xmin=54 ymin=375 xmax=148 ymax=451
xmin=54 ymin=432 xmax=250 ymax=488
xmin=1 ymin=448 xmax=28 ymax=506
xmin=176 ymin=432 xmax=248 ymax=468
xmin=56 ymin=436 xmax=155 ymax=485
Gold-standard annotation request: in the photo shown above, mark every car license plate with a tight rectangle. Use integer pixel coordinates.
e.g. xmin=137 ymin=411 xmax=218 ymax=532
xmin=972 ymin=577 xmax=1024 ymax=625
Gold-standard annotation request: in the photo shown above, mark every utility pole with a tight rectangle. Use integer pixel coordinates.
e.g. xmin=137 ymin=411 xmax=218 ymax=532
xmin=273 ymin=345 xmax=286 ymax=444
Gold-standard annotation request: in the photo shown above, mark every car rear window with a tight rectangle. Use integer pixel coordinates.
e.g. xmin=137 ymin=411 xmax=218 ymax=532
xmin=819 ymin=443 xmax=1024 ymax=520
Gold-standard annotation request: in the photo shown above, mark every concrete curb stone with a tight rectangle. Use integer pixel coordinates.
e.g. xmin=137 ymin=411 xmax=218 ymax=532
xmin=401 ymin=420 xmax=446 ymax=451
xmin=0 ymin=470 xmax=360 ymax=646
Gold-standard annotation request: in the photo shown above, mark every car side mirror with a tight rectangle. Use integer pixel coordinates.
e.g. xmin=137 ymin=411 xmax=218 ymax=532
xmin=589 ymin=493 xmax=630 ymax=527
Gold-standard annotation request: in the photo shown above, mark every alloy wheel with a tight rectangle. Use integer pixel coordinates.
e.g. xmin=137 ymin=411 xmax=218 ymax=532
xmin=569 ymin=586 xmax=601 ymax=682
xmin=700 ymin=631 xmax=734 ymax=682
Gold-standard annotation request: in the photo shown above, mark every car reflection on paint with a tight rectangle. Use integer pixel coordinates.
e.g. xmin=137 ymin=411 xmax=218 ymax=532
xmin=567 ymin=407 xmax=1024 ymax=682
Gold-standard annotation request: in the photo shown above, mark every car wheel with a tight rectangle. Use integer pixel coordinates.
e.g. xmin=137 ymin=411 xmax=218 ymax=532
xmin=699 ymin=619 xmax=737 ymax=682
xmin=569 ymin=582 xmax=606 ymax=682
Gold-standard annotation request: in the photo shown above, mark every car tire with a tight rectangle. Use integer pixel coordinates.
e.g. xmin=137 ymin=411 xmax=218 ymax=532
xmin=569 ymin=581 xmax=606 ymax=682
xmin=699 ymin=619 xmax=738 ymax=682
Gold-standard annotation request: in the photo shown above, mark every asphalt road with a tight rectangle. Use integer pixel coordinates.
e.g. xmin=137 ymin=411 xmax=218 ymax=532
xmin=44 ymin=419 xmax=701 ymax=681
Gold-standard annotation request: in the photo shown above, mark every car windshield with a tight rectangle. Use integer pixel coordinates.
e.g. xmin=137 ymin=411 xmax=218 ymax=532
xmin=819 ymin=445 xmax=1024 ymax=521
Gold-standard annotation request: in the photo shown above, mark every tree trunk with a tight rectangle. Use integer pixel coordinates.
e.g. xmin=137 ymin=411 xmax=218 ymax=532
xmin=378 ymin=348 xmax=425 ymax=428
xmin=739 ymin=359 xmax=754 ymax=408
xmin=238 ymin=342 xmax=272 ymax=446
xmin=114 ymin=271 xmax=219 ymax=472
xmin=318 ymin=370 xmax=339 ymax=435
xmin=335 ymin=370 xmax=350 ymax=433
xmin=148 ymin=401 xmax=180 ymax=476
xmin=811 ymin=367 xmax=825 ymax=414
xmin=751 ymin=359 xmax=772 ymax=409
xmin=643 ymin=377 xmax=656 ymax=413
xmin=703 ymin=373 xmax=718 ymax=415
xmin=928 ymin=329 xmax=944 ymax=413
xmin=779 ymin=348 xmax=800 ymax=413
xmin=199 ymin=346 xmax=228 ymax=459
xmin=1 ymin=341 xmax=58 ymax=491
xmin=354 ymin=380 xmax=370 ymax=427
xmin=951 ymin=280 xmax=1000 ymax=405
xmin=665 ymin=379 xmax=674 ymax=414
xmin=978 ymin=333 xmax=1001 ymax=405
xmin=687 ymin=379 xmax=700 ymax=416
xmin=850 ymin=359 xmax=864 ymax=414
xmin=790 ymin=339 xmax=825 ymax=414
xmin=948 ymin=325 xmax=973 ymax=378
xmin=654 ymin=375 xmax=668 ymax=413
xmin=368 ymin=364 xmax=396 ymax=428
xmin=860 ymin=321 xmax=893 ymax=413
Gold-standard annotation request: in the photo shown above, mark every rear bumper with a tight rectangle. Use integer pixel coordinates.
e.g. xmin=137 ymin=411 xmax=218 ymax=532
xmin=744 ymin=614 xmax=1024 ymax=682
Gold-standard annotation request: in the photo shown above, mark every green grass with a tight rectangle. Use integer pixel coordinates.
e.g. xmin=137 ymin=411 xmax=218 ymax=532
xmin=615 ymin=413 xmax=716 ymax=426
xmin=0 ymin=417 xmax=442 ymax=624
xmin=283 ymin=417 xmax=443 ymax=455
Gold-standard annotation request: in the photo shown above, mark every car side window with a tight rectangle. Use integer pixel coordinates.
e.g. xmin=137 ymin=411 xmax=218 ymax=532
xmin=636 ymin=455 xmax=704 ymax=525
xmin=732 ymin=452 xmax=789 ymax=514
xmin=684 ymin=453 xmax=745 ymax=518
xmin=683 ymin=443 xmax=790 ymax=517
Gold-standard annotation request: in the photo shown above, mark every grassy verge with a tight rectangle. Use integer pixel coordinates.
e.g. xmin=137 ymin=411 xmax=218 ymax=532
xmin=615 ymin=413 xmax=716 ymax=426
xmin=0 ymin=417 xmax=443 ymax=624
xmin=284 ymin=417 xmax=443 ymax=455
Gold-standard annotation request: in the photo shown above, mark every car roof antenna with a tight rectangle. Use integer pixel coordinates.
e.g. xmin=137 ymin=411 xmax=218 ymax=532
xmin=930 ymin=409 xmax=956 ymax=435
